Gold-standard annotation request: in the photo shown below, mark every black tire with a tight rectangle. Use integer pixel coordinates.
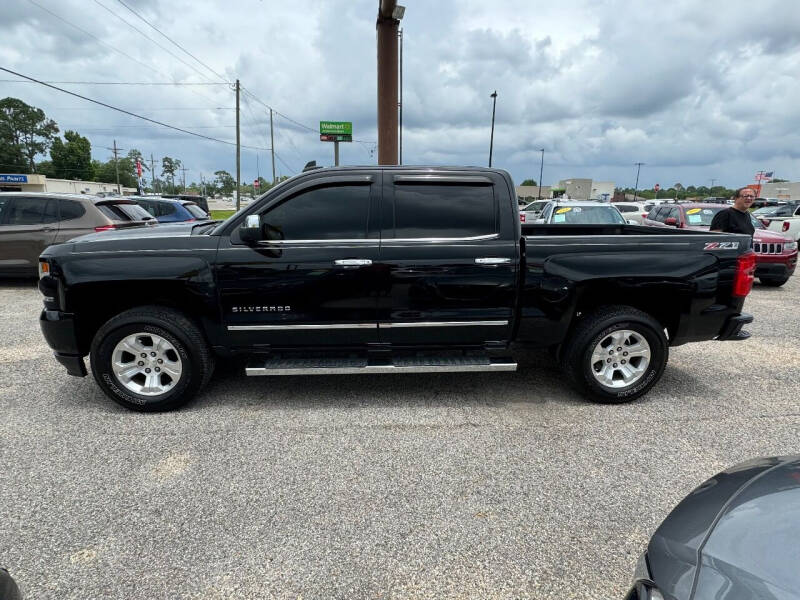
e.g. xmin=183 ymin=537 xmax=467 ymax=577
xmin=90 ymin=306 xmax=214 ymax=412
xmin=560 ymin=306 xmax=668 ymax=404
xmin=759 ymin=276 xmax=789 ymax=287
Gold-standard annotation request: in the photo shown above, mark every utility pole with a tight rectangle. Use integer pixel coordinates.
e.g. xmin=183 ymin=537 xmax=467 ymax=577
xmin=150 ymin=153 xmax=156 ymax=193
xmin=377 ymin=0 xmax=403 ymax=165
xmin=489 ymin=91 xmax=498 ymax=167
xmin=235 ymin=79 xmax=241 ymax=211
xmin=538 ymin=148 xmax=545 ymax=199
xmin=709 ymin=178 xmax=717 ymax=195
xmin=112 ymin=140 xmax=121 ymax=194
xmin=269 ymin=108 xmax=276 ymax=184
xmin=179 ymin=166 xmax=188 ymax=192
xmin=398 ymin=27 xmax=403 ymax=165
xmin=633 ymin=162 xmax=645 ymax=202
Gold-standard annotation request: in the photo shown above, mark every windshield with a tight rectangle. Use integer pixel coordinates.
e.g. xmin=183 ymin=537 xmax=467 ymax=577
xmin=550 ymin=205 xmax=625 ymax=224
xmin=752 ymin=206 xmax=781 ymax=216
xmin=97 ymin=202 xmax=154 ymax=222
xmin=684 ymin=206 xmax=724 ymax=227
xmin=184 ymin=203 xmax=209 ymax=219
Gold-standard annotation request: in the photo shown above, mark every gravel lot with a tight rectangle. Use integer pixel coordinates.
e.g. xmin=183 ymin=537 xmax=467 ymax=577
xmin=1 ymin=277 xmax=798 ymax=599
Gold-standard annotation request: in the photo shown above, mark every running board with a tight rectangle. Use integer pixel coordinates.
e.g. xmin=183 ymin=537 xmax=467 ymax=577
xmin=245 ymin=355 xmax=517 ymax=376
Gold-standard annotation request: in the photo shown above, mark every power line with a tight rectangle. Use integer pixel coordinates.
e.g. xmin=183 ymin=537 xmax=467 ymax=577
xmin=115 ymin=0 xmax=230 ymax=84
xmin=0 ymin=67 xmax=270 ymax=151
xmin=25 ymin=0 xmax=228 ymax=109
xmin=92 ymin=0 xmax=218 ymax=85
xmin=0 ymin=80 xmax=229 ymax=85
xmin=273 ymin=151 xmax=296 ymax=175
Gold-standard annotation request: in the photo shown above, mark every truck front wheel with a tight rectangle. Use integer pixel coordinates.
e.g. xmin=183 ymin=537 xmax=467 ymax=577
xmin=561 ymin=306 xmax=668 ymax=403
xmin=90 ymin=306 xmax=214 ymax=412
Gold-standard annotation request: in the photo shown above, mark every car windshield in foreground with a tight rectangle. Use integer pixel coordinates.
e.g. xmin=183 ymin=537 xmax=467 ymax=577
xmin=551 ymin=205 xmax=625 ymax=224
xmin=684 ymin=206 xmax=724 ymax=227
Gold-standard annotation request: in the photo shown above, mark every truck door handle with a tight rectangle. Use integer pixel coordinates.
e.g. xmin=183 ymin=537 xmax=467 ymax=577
xmin=334 ymin=259 xmax=372 ymax=266
xmin=475 ymin=257 xmax=511 ymax=265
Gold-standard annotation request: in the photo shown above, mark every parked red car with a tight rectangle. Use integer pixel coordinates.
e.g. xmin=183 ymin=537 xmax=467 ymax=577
xmin=644 ymin=203 xmax=797 ymax=286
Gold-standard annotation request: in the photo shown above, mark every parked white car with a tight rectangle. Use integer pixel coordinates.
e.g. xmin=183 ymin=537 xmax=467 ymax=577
xmin=612 ymin=201 xmax=654 ymax=225
xmin=534 ymin=200 xmax=630 ymax=225
xmin=763 ymin=203 xmax=800 ymax=241
xmin=519 ymin=199 xmax=550 ymax=223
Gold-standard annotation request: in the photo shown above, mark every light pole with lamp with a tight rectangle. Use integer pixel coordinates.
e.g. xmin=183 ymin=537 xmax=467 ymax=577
xmin=489 ymin=91 xmax=498 ymax=167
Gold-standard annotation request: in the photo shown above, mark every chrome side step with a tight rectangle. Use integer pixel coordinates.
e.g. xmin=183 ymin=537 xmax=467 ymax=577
xmin=245 ymin=355 xmax=517 ymax=376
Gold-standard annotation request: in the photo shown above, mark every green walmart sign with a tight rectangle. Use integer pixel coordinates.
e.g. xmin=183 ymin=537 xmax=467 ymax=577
xmin=319 ymin=121 xmax=352 ymax=142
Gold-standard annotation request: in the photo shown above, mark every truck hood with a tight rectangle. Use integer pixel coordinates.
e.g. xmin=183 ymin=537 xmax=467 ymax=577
xmin=647 ymin=455 xmax=800 ymax=599
xmin=69 ymin=221 xmax=210 ymax=244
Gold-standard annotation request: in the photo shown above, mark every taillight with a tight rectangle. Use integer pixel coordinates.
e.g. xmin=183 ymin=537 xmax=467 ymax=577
xmin=783 ymin=221 xmax=790 ymax=232
xmin=732 ymin=251 xmax=756 ymax=297
xmin=520 ymin=213 xmax=526 ymax=223
xmin=641 ymin=213 xmax=648 ymax=218
xmin=94 ymin=224 xmax=117 ymax=232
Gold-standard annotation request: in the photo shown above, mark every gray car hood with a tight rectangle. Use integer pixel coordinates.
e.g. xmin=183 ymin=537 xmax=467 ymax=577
xmin=648 ymin=455 xmax=800 ymax=599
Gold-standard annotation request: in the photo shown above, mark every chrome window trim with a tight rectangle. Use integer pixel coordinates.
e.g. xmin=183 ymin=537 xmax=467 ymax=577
xmin=393 ymin=174 xmax=494 ymax=185
xmin=256 ymin=238 xmax=377 ymax=245
xmin=254 ymin=233 xmax=499 ymax=245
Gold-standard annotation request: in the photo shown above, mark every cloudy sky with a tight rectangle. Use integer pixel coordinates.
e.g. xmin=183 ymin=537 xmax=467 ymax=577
xmin=2 ymin=0 xmax=799 ymax=189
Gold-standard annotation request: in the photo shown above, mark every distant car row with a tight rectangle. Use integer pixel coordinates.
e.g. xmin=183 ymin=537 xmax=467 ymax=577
xmin=519 ymin=199 xmax=797 ymax=287
xmin=0 ymin=192 xmax=210 ymax=276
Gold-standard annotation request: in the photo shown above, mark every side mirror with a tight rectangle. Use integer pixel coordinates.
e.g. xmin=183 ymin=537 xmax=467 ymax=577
xmin=664 ymin=217 xmax=678 ymax=226
xmin=239 ymin=214 xmax=262 ymax=244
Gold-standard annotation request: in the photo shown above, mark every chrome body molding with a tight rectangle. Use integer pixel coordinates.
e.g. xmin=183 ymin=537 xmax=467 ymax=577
xmin=227 ymin=320 xmax=509 ymax=331
xmin=246 ymin=362 xmax=518 ymax=376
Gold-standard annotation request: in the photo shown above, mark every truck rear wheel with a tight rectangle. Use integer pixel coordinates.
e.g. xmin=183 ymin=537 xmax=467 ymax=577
xmin=561 ymin=306 xmax=668 ymax=403
xmin=90 ymin=306 xmax=214 ymax=412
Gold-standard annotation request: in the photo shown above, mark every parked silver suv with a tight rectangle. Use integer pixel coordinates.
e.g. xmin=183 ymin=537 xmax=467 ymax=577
xmin=0 ymin=192 xmax=154 ymax=276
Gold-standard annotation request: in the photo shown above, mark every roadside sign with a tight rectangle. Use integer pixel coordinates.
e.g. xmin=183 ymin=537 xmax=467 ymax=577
xmin=319 ymin=121 xmax=352 ymax=142
xmin=253 ymin=179 xmax=260 ymax=188
xmin=654 ymin=184 xmax=660 ymax=191
xmin=0 ymin=174 xmax=28 ymax=183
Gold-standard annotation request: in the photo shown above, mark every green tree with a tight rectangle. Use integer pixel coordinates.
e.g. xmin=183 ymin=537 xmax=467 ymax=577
xmin=50 ymin=130 xmax=93 ymax=180
xmin=161 ymin=156 xmax=181 ymax=193
xmin=520 ymin=178 xmax=538 ymax=186
xmin=0 ymin=97 xmax=59 ymax=173
xmin=214 ymin=169 xmax=235 ymax=195
xmin=772 ymin=178 xmax=788 ymax=183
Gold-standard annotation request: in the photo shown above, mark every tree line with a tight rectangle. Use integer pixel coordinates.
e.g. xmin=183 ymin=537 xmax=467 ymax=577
xmin=0 ymin=96 xmax=282 ymax=196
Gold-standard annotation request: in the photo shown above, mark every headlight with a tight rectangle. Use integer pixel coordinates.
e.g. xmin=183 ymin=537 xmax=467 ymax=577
xmin=38 ymin=259 xmax=50 ymax=279
xmin=784 ymin=241 xmax=797 ymax=252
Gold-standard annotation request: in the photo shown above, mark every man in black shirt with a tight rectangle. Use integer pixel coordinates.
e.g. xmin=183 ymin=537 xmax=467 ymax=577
xmin=710 ymin=187 xmax=755 ymax=236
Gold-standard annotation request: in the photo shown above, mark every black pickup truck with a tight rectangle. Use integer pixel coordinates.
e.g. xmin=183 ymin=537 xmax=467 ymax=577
xmin=38 ymin=166 xmax=755 ymax=411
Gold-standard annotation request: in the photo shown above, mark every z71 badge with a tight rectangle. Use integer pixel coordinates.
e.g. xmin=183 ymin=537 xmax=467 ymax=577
xmin=704 ymin=241 xmax=739 ymax=250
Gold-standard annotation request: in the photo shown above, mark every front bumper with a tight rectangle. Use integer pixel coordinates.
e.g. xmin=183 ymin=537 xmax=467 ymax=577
xmin=716 ymin=312 xmax=753 ymax=341
xmin=40 ymin=310 xmax=87 ymax=377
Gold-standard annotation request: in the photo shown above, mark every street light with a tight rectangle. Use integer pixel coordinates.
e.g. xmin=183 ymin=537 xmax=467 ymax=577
xmin=537 ymin=148 xmax=544 ymax=199
xmin=633 ymin=162 xmax=645 ymax=202
xmin=489 ymin=91 xmax=498 ymax=167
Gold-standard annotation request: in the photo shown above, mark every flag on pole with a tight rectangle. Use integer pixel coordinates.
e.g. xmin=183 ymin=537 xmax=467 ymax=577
xmin=755 ymin=171 xmax=774 ymax=181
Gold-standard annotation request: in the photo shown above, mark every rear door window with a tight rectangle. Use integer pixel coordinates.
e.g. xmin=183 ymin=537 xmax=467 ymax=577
xmin=261 ymin=183 xmax=371 ymax=240
xmin=59 ymin=199 xmax=85 ymax=221
xmin=389 ymin=183 xmax=496 ymax=238
xmin=5 ymin=197 xmax=55 ymax=225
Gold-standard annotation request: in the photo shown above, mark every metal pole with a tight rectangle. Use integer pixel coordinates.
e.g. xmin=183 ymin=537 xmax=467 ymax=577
xmin=334 ymin=141 xmax=340 ymax=166
xmin=538 ymin=148 xmax=544 ymax=199
xmin=377 ymin=1 xmax=400 ymax=165
xmin=633 ymin=162 xmax=644 ymax=202
xmin=710 ymin=178 xmax=716 ymax=195
xmin=269 ymin=108 xmax=276 ymax=184
xmin=150 ymin=153 xmax=156 ymax=192
xmin=113 ymin=139 xmax=120 ymax=194
xmin=235 ymin=79 xmax=241 ymax=211
xmin=398 ymin=27 xmax=403 ymax=165
xmin=489 ymin=91 xmax=498 ymax=167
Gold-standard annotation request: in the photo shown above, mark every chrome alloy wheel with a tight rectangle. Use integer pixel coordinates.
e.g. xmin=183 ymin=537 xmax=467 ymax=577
xmin=589 ymin=329 xmax=651 ymax=389
xmin=111 ymin=333 xmax=183 ymax=397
